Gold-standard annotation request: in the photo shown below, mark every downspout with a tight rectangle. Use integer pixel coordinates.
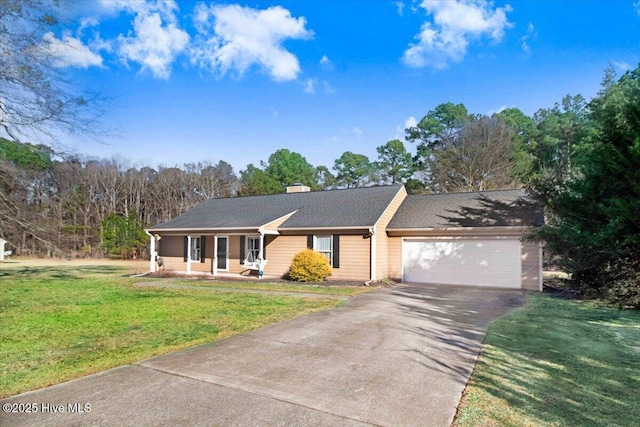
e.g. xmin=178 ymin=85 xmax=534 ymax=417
xmin=366 ymin=227 xmax=376 ymax=285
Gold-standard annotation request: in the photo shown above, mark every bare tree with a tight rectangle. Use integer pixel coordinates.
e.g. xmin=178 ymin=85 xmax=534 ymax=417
xmin=0 ymin=0 xmax=107 ymax=142
xmin=429 ymin=117 xmax=521 ymax=192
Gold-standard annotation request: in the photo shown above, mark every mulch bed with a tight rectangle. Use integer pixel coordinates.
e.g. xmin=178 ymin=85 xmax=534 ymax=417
xmin=543 ymin=277 xmax=583 ymax=299
xmin=143 ymin=270 xmax=393 ymax=288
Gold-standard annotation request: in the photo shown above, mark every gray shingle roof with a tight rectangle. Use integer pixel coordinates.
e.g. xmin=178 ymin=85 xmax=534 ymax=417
xmin=149 ymin=185 xmax=403 ymax=231
xmin=387 ymin=189 xmax=543 ymax=229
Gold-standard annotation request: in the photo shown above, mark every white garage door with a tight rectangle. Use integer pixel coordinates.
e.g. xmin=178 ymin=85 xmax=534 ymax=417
xmin=403 ymin=239 xmax=522 ymax=288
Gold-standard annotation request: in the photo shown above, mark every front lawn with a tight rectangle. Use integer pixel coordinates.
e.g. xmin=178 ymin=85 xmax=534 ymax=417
xmin=0 ymin=264 xmax=344 ymax=398
xmin=454 ymin=294 xmax=640 ymax=427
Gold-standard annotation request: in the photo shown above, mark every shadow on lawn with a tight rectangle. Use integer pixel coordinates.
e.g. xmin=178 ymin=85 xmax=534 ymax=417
xmin=462 ymin=296 xmax=640 ymax=426
xmin=0 ymin=265 xmax=126 ymax=280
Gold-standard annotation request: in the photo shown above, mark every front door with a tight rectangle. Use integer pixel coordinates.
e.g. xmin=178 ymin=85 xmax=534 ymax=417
xmin=217 ymin=237 xmax=228 ymax=270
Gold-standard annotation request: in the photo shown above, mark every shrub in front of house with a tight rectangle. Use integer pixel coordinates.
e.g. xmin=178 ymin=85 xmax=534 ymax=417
xmin=289 ymin=249 xmax=332 ymax=282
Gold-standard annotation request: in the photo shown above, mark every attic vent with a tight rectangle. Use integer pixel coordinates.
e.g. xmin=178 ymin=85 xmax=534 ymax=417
xmin=286 ymin=185 xmax=310 ymax=193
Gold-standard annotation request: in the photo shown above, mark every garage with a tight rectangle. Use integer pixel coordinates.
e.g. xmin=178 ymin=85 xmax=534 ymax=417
xmin=403 ymin=239 xmax=522 ymax=288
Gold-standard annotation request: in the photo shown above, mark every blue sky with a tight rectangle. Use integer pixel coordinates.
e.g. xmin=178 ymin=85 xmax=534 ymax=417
xmin=44 ymin=0 xmax=640 ymax=173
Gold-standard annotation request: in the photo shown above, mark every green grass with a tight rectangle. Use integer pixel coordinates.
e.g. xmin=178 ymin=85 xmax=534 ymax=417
xmin=454 ymin=294 xmax=640 ymax=427
xmin=175 ymin=279 xmax=375 ymax=296
xmin=0 ymin=265 xmax=343 ymax=398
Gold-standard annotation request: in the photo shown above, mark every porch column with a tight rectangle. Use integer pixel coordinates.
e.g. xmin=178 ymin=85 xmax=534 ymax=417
xmin=186 ymin=235 xmax=192 ymax=274
xmin=213 ymin=235 xmax=218 ymax=276
xmin=0 ymin=238 xmax=6 ymax=262
xmin=258 ymin=233 xmax=265 ymax=259
xmin=148 ymin=233 xmax=156 ymax=273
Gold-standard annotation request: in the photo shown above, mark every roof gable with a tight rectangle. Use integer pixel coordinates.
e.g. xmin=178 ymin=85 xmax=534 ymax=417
xmin=387 ymin=189 xmax=544 ymax=229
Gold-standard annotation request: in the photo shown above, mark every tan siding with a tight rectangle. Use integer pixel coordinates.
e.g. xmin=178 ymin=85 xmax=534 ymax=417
xmin=162 ymin=256 xmax=184 ymax=272
xmin=190 ymin=259 xmax=212 ymax=273
xmin=375 ymin=187 xmax=407 ymax=280
xmin=387 ymin=237 xmax=403 ymax=281
xmin=264 ymin=234 xmax=370 ymax=281
xmin=204 ymin=236 xmax=214 ymax=259
xmin=263 ymin=235 xmax=307 ymax=277
xmin=262 ymin=212 xmax=297 ymax=233
xmin=160 ymin=256 xmax=212 ymax=274
xmin=227 ymin=235 xmax=243 ymax=274
xmin=334 ymin=235 xmax=370 ymax=281
xmin=521 ymin=241 xmax=542 ymax=291
xmin=158 ymin=236 xmax=183 ymax=258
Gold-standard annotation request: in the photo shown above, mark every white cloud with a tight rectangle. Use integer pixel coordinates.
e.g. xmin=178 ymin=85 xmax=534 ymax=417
xmin=322 ymin=80 xmax=335 ymax=94
xmin=320 ymin=54 xmax=334 ymax=71
xmin=395 ymin=116 xmax=418 ymax=139
xmin=613 ymin=61 xmax=631 ymax=72
xmin=352 ymin=127 xmax=363 ymax=139
xmin=42 ymin=32 xmax=103 ymax=68
xmin=635 ymin=1 xmax=640 ymax=15
xmin=520 ymin=22 xmax=536 ymax=56
xmin=395 ymin=1 xmax=405 ymax=16
xmin=403 ymin=0 xmax=513 ymax=69
xmin=485 ymin=104 xmax=513 ymax=116
xmin=190 ymin=3 xmax=313 ymax=81
xmin=304 ymin=78 xmax=317 ymax=93
xmin=405 ymin=116 xmax=418 ymax=128
xmin=116 ymin=1 xmax=189 ymax=79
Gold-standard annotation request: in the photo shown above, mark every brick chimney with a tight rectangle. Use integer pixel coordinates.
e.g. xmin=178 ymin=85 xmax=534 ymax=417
xmin=286 ymin=184 xmax=311 ymax=193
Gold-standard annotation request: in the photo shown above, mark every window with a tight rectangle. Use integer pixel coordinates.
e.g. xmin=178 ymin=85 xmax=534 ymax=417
xmin=314 ymin=235 xmax=332 ymax=264
xmin=246 ymin=236 xmax=260 ymax=262
xmin=190 ymin=237 xmax=201 ymax=261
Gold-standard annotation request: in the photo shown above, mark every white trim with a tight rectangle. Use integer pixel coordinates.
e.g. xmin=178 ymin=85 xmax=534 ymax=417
xmin=277 ymin=226 xmax=372 ymax=231
xmin=0 ymin=238 xmax=7 ymax=262
xmin=145 ymin=231 xmax=156 ymax=273
xmin=148 ymin=227 xmax=262 ymax=233
xmin=386 ymin=226 xmax=530 ymax=236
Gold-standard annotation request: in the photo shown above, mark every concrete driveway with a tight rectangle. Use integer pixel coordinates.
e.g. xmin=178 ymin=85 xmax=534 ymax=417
xmin=1 ymin=284 xmax=524 ymax=427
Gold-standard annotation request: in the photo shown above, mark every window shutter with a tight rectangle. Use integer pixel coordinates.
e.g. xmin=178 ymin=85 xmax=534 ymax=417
xmin=200 ymin=235 xmax=206 ymax=263
xmin=307 ymin=235 xmax=314 ymax=249
xmin=262 ymin=237 xmax=267 ymax=259
xmin=239 ymin=235 xmax=245 ymax=264
xmin=332 ymin=235 xmax=340 ymax=268
xmin=183 ymin=236 xmax=188 ymax=262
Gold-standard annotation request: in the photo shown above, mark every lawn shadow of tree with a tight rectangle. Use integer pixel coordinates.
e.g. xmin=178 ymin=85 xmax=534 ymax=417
xmin=457 ymin=295 xmax=640 ymax=426
xmin=0 ymin=265 xmax=126 ymax=280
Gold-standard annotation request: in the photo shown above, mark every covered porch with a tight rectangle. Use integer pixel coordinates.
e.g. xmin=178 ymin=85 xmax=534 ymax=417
xmin=146 ymin=228 xmax=276 ymax=278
